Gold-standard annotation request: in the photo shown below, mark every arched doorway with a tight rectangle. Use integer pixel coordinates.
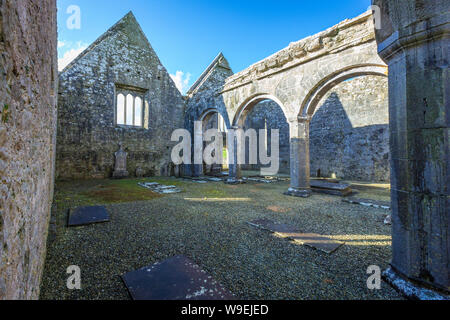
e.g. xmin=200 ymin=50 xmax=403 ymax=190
xmin=198 ymin=109 xmax=228 ymax=176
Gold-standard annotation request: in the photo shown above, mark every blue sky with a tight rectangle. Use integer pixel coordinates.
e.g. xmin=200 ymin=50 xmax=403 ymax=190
xmin=57 ymin=0 xmax=372 ymax=94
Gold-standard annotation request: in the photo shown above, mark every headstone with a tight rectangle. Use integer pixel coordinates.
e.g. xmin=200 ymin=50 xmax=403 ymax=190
xmin=136 ymin=167 xmax=145 ymax=178
xmin=113 ymin=144 xmax=129 ymax=179
xmin=68 ymin=206 xmax=110 ymax=227
xmin=121 ymin=255 xmax=235 ymax=300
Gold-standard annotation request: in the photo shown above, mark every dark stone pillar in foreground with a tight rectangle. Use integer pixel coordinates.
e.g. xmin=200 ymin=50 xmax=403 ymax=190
xmin=285 ymin=117 xmax=312 ymax=197
xmin=373 ymin=0 xmax=449 ymax=299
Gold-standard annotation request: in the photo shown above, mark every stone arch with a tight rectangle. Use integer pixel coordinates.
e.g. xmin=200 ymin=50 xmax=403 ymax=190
xmin=232 ymin=94 xmax=289 ymax=128
xmin=195 ymin=107 xmax=231 ymax=130
xmin=199 ymin=108 xmax=226 ymax=125
xmin=299 ymin=64 xmax=388 ymax=118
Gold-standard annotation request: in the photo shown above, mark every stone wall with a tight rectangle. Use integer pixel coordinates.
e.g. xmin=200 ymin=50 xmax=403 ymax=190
xmin=0 ymin=0 xmax=58 ymax=299
xmin=310 ymin=75 xmax=390 ymax=181
xmin=56 ymin=13 xmax=186 ymax=179
xmin=242 ymin=101 xmax=290 ymax=173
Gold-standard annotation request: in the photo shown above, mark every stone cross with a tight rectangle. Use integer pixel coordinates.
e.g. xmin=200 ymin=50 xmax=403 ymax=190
xmin=113 ymin=144 xmax=129 ymax=178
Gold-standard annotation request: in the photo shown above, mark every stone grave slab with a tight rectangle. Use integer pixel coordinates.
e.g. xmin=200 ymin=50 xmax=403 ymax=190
xmin=342 ymin=197 xmax=391 ymax=210
xmin=287 ymin=233 xmax=344 ymax=254
xmin=121 ymin=255 xmax=235 ymax=300
xmin=310 ymin=180 xmax=352 ymax=196
xmin=248 ymin=219 xmax=344 ymax=254
xmin=68 ymin=206 xmax=110 ymax=227
xmin=206 ymin=177 xmax=223 ymax=182
xmin=138 ymin=182 xmax=182 ymax=194
xmin=247 ymin=219 xmax=300 ymax=235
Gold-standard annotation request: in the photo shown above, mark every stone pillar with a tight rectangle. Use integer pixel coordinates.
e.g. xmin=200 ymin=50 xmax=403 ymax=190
xmin=227 ymin=126 xmax=242 ymax=182
xmin=373 ymin=0 xmax=449 ymax=298
xmin=193 ymin=121 xmax=203 ymax=177
xmin=285 ymin=117 xmax=312 ymax=197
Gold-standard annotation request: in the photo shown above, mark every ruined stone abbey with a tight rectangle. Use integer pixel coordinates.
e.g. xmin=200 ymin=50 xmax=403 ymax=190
xmin=0 ymin=0 xmax=448 ymax=300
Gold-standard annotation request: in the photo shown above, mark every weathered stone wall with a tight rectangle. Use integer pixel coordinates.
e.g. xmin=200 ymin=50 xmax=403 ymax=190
xmin=310 ymin=75 xmax=390 ymax=181
xmin=0 ymin=0 xmax=58 ymax=299
xmin=56 ymin=13 xmax=186 ymax=179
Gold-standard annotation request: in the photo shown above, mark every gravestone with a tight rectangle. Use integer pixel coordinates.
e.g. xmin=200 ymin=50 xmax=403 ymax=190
xmin=113 ymin=144 xmax=129 ymax=178
xmin=136 ymin=167 xmax=145 ymax=178
xmin=248 ymin=219 xmax=344 ymax=254
xmin=68 ymin=206 xmax=110 ymax=227
xmin=121 ymin=256 xmax=235 ymax=300
xmin=310 ymin=180 xmax=352 ymax=196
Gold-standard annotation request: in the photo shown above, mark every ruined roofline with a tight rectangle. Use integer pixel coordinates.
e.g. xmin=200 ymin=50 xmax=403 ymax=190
xmin=186 ymin=52 xmax=232 ymax=97
xmin=223 ymin=10 xmax=375 ymax=89
xmin=59 ymin=11 xmax=156 ymax=74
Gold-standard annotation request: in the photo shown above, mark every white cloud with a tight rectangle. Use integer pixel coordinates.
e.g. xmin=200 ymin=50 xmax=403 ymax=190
xmin=58 ymin=41 xmax=65 ymax=48
xmin=170 ymin=71 xmax=192 ymax=95
xmin=58 ymin=46 xmax=87 ymax=71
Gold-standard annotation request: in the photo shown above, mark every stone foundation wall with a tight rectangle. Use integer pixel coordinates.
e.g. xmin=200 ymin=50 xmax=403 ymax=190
xmin=0 ymin=0 xmax=58 ymax=299
xmin=310 ymin=75 xmax=390 ymax=182
xmin=56 ymin=13 xmax=185 ymax=180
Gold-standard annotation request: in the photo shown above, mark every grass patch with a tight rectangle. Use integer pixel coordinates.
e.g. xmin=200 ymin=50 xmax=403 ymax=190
xmin=82 ymin=182 xmax=162 ymax=203
xmin=54 ymin=178 xmax=177 ymax=207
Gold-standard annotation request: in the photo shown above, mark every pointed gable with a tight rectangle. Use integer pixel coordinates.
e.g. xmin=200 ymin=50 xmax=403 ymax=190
xmin=186 ymin=53 xmax=233 ymax=98
xmin=61 ymin=12 xmax=159 ymax=74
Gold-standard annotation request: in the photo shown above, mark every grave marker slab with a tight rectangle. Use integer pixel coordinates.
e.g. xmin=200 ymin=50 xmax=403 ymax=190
xmin=288 ymin=233 xmax=344 ymax=254
xmin=342 ymin=197 xmax=391 ymax=210
xmin=248 ymin=219 xmax=344 ymax=254
xmin=68 ymin=206 xmax=110 ymax=227
xmin=121 ymin=256 xmax=235 ymax=300
xmin=310 ymin=180 xmax=352 ymax=196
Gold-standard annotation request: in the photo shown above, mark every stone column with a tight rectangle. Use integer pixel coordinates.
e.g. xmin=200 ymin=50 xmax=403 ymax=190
xmin=227 ymin=126 xmax=242 ymax=182
xmin=285 ymin=117 xmax=312 ymax=197
xmin=373 ymin=0 xmax=449 ymax=298
xmin=193 ymin=121 xmax=203 ymax=177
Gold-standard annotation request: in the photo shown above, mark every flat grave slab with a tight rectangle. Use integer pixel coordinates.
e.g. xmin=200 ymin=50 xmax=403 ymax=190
xmin=138 ymin=182 xmax=182 ymax=194
xmin=342 ymin=197 xmax=391 ymax=210
xmin=247 ymin=219 xmax=300 ymax=235
xmin=310 ymin=180 xmax=352 ymax=196
xmin=288 ymin=233 xmax=344 ymax=254
xmin=248 ymin=219 xmax=344 ymax=254
xmin=121 ymin=255 xmax=235 ymax=300
xmin=68 ymin=206 xmax=110 ymax=227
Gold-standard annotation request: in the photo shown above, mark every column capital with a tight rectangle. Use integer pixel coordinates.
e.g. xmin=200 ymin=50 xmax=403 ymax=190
xmin=374 ymin=1 xmax=450 ymax=61
xmin=287 ymin=115 xmax=311 ymax=124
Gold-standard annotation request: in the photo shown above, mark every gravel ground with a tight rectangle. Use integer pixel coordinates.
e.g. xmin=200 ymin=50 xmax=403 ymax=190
xmin=40 ymin=178 xmax=403 ymax=300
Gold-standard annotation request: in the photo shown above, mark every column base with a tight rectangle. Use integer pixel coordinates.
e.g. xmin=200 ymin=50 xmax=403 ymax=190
xmin=383 ymin=267 xmax=449 ymax=300
xmin=112 ymin=170 xmax=129 ymax=179
xmin=284 ymin=187 xmax=312 ymax=198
